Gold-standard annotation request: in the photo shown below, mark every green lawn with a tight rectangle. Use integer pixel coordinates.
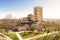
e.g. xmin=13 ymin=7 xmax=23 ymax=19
xmin=31 ymin=32 xmax=60 ymax=40
xmin=2 ymin=28 xmax=58 ymax=40
xmin=5 ymin=30 xmax=19 ymax=40
xmin=6 ymin=33 xmax=19 ymax=40
xmin=20 ymin=31 xmax=45 ymax=39
xmin=20 ymin=28 xmax=57 ymax=39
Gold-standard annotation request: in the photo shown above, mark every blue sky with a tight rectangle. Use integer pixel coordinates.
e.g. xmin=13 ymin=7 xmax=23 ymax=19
xmin=0 ymin=0 xmax=44 ymax=19
xmin=0 ymin=0 xmax=60 ymax=19
xmin=0 ymin=0 xmax=43 ymax=11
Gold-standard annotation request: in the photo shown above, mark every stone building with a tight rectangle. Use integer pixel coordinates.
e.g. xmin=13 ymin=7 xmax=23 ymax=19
xmin=33 ymin=6 xmax=43 ymax=23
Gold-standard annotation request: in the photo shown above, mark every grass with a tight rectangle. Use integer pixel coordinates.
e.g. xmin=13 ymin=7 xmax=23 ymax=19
xmin=1 ymin=28 xmax=58 ymax=40
xmin=31 ymin=32 xmax=60 ymax=40
xmin=0 ymin=35 xmax=5 ymax=38
xmin=20 ymin=28 xmax=57 ymax=39
xmin=20 ymin=31 xmax=45 ymax=39
xmin=5 ymin=30 xmax=19 ymax=40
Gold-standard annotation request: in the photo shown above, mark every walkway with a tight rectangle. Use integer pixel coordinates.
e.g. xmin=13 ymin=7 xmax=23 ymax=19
xmin=0 ymin=33 xmax=12 ymax=40
xmin=15 ymin=32 xmax=23 ymax=40
xmin=24 ymin=31 xmax=59 ymax=40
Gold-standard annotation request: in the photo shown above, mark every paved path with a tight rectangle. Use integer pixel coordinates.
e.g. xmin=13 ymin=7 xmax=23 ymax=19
xmin=15 ymin=32 xmax=23 ymax=40
xmin=24 ymin=31 xmax=59 ymax=40
xmin=0 ymin=33 xmax=12 ymax=40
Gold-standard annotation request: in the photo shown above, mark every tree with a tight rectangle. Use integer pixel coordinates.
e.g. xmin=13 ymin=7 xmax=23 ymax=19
xmin=1 ymin=19 xmax=13 ymax=34
xmin=27 ymin=14 xmax=33 ymax=21
xmin=4 ymin=14 xmax=13 ymax=19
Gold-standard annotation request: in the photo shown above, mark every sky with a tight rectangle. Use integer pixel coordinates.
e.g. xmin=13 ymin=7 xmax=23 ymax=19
xmin=0 ymin=0 xmax=60 ymax=19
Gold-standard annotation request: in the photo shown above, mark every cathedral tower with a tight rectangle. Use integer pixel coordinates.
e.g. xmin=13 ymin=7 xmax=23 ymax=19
xmin=33 ymin=6 xmax=43 ymax=23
